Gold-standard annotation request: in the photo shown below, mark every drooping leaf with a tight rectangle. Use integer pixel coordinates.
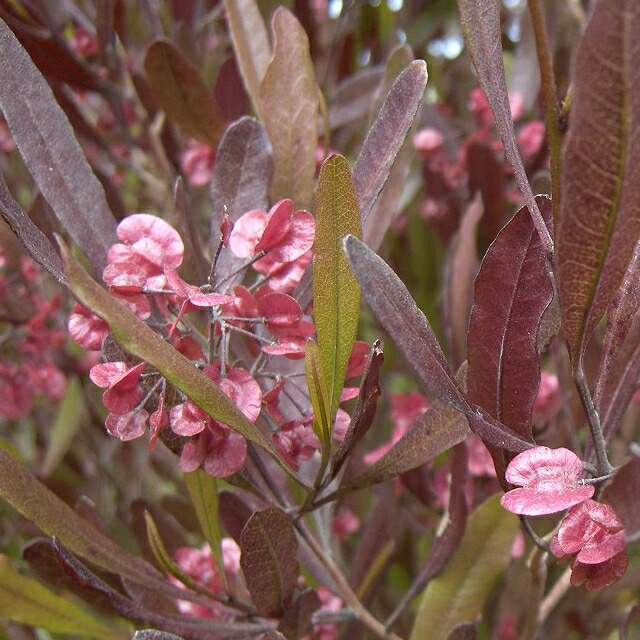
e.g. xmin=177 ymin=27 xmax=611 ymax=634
xmin=259 ymin=7 xmax=318 ymax=210
xmin=409 ymin=494 xmax=519 ymax=640
xmin=0 ymin=172 xmax=67 ymax=285
xmin=467 ymin=196 xmax=553 ymax=441
xmin=184 ymin=470 xmax=225 ymax=586
xmin=59 ymin=240 xmax=286 ymax=468
xmin=343 ymin=234 xmax=531 ymax=452
xmin=458 ymin=0 xmax=552 ymax=255
xmin=313 ymin=154 xmax=362 ymax=421
xmin=336 ymin=401 xmax=470 ymax=496
xmin=144 ymin=39 xmax=224 ymax=147
xmin=0 ymin=555 xmax=128 ymax=640
xmin=239 ymin=508 xmax=299 ymax=617
xmin=40 ymin=376 xmax=84 ymax=476
xmin=330 ymin=340 xmax=384 ymax=480
xmin=305 ymin=339 xmax=332 ymax=473
xmin=0 ymin=17 xmax=116 ymax=273
xmin=223 ymin=0 xmax=271 ymax=116
xmin=210 ymin=116 xmax=273 ymax=284
xmin=444 ymin=194 xmax=483 ymax=366
xmin=354 ymin=60 xmax=428 ymax=227
xmin=557 ymin=0 xmax=640 ymax=365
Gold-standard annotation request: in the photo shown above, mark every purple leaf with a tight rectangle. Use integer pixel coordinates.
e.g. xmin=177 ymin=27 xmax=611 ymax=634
xmin=458 ymin=0 xmax=552 ymax=255
xmin=209 ymin=116 xmax=273 ymax=284
xmin=0 ymin=172 xmax=67 ymax=285
xmin=0 ymin=17 xmax=117 ymax=273
xmin=354 ymin=60 xmax=428 ymax=227
xmin=557 ymin=0 xmax=640 ymax=365
xmin=240 ymin=508 xmax=299 ymax=617
xmin=467 ymin=196 xmax=553 ymax=441
xmin=602 ymin=454 xmax=640 ymax=537
xmin=344 ymin=234 xmax=531 ymax=452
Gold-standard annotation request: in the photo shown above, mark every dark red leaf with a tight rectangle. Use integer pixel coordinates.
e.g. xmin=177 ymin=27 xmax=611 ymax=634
xmin=557 ymin=0 xmax=640 ymax=365
xmin=602 ymin=455 xmax=640 ymax=537
xmin=467 ymin=196 xmax=553 ymax=441
xmin=240 ymin=508 xmax=299 ymax=617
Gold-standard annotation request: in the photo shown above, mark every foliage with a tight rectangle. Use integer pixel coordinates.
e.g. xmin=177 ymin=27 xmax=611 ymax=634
xmin=0 ymin=1 xmax=640 ymax=639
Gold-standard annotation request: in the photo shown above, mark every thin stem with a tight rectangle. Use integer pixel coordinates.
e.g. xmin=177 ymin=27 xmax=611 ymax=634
xmin=296 ymin=522 xmax=405 ymax=640
xmin=528 ymin=0 xmax=563 ymax=229
xmin=520 ymin=516 xmax=550 ymax=552
xmin=574 ymin=364 xmax=614 ymax=475
xmin=538 ymin=566 xmax=571 ymax=626
xmin=522 ymin=546 xmax=548 ymax=640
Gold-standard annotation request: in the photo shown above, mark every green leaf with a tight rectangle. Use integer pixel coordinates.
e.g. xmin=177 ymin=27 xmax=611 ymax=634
xmin=41 ymin=376 xmax=84 ymax=477
xmin=59 ymin=239 xmax=286 ymax=469
xmin=305 ymin=339 xmax=332 ymax=473
xmin=144 ymin=39 xmax=225 ymax=147
xmin=223 ymin=0 xmax=271 ymax=116
xmin=313 ymin=155 xmax=362 ymax=422
xmin=0 ymin=555 xmax=128 ymax=639
xmin=409 ymin=495 xmax=519 ymax=640
xmin=259 ymin=7 xmax=318 ymax=210
xmin=239 ymin=508 xmax=298 ymax=617
xmin=184 ymin=470 xmax=226 ymax=587
xmin=557 ymin=0 xmax=640 ymax=366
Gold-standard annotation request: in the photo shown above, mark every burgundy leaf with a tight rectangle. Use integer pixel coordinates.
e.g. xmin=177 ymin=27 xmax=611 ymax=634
xmin=458 ymin=0 xmax=552 ymax=254
xmin=0 ymin=17 xmax=117 ymax=273
xmin=0 ymin=172 xmax=67 ymax=285
xmin=354 ymin=60 xmax=428 ymax=227
xmin=602 ymin=455 xmax=640 ymax=537
xmin=344 ymin=234 xmax=531 ymax=452
xmin=209 ymin=116 xmax=273 ymax=284
xmin=557 ymin=0 xmax=640 ymax=365
xmin=133 ymin=632 xmax=186 ymax=640
xmin=467 ymin=196 xmax=553 ymax=441
xmin=330 ymin=340 xmax=384 ymax=480
xmin=240 ymin=508 xmax=299 ymax=617
xmin=327 ymin=67 xmax=384 ymax=131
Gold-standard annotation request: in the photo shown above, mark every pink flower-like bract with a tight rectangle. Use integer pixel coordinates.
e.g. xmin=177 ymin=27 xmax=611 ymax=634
xmin=501 ymin=447 xmax=594 ymax=516
xmin=550 ymin=499 xmax=626 ymax=565
xmin=569 ymin=552 xmax=629 ymax=591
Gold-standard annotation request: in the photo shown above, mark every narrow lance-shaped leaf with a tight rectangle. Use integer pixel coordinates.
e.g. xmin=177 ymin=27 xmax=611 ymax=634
xmin=223 ymin=0 xmax=271 ymax=116
xmin=409 ymin=495 xmax=519 ymax=640
xmin=557 ymin=0 xmax=640 ymax=365
xmin=332 ymin=401 xmax=470 ymax=498
xmin=184 ymin=470 xmax=226 ymax=587
xmin=354 ymin=60 xmax=428 ymax=227
xmin=313 ymin=154 xmax=362 ymax=421
xmin=305 ymin=339 xmax=332 ymax=473
xmin=457 ymin=0 xmax=552 ymax=255
xmin=343 ymin=234 xmax=531 ymax=453
xmin=467 ymin=196 xmax=553 ymax=442
xmin=0 ymin=555 xmax=129 ymax=640
xmin=239 ymin=508 xmax=298 ymax=617
xmin=144 ymin=39 xmax=225 ymax=147
xmin=59 ymin=240 xmax=288 ymax=470
xmin=0 ymin=17 xmax=116 ymax=273
xmin=210 ymin=116 xmax=273 ymax=285
xmin=259 ymin=7 xmax=318 ymax=210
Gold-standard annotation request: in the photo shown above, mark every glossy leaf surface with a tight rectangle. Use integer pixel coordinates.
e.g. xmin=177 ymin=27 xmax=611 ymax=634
xmin=0 ymin=17 xmax=116 ymax=273
xmin=409 ymin=495 xmax=519 ymax=640
xmin=60 ymin=241 xmax=285 ymax=466
xmin=313 ymin=154 xmax=362 ymax=420
xmin=144 ymin=39 xmax=224 ymax=147
xmin=354 ymin=60 xmax=428 ymax=226
xmin=259 ymin=8 xmax=318 ymax=210
xmin=557 ymin=0 xmax=640 ymax=364
xmin=240 ymin=508 xmax=298 ymax=617
xmin=0 ymin=555 xmax=128 ymax=639
xmin=467 ymin=196 xmax=552 ymax=441
xmin=458 ymin=0 xmax=551 ymax=254
xmin=223 ymin=0 xmax=271 ymax=115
